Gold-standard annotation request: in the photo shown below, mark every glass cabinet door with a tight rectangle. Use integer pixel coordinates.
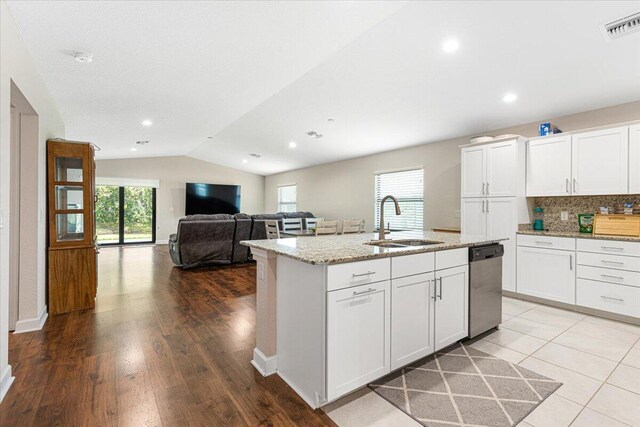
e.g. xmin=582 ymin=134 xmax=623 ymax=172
xmin=52 ymin=154 xmax=86 ymax=243
xmin=55 ymin=157 xmax=84 ymax=182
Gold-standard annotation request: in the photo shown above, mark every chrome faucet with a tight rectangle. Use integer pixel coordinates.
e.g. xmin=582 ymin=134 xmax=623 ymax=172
xmin=378 ymin=195 xmax=401 ymax=240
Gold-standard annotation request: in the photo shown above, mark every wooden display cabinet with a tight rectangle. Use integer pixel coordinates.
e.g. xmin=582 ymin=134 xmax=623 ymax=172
xmin=47 ymin=139 xmax=97 ymax=315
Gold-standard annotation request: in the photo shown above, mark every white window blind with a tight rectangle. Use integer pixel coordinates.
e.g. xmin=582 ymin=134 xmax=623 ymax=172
xmin=375 ymin=168 xmax=424 ymax=230
xmin=278 ymin=185 xmax=297 ymax=212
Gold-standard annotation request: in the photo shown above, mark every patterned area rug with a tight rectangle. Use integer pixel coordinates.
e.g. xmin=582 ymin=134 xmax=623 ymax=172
xmin=370 ymin=343 xmax=562 ymax=427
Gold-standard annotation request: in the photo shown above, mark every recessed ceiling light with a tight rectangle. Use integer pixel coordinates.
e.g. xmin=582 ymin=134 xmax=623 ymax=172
xmin=502 ymin=93 xmax=518 ymax=103
xmin=289 ymin=141 xmax=297 ymax=149
xmin=441 ymin=39 xmax=460 ymax=53
xmin=242 ymin=159 xmax=248 ymax=164
xmin=72 ymin=51 xmax=93 ymax=63
xmin=141 ymin=120 xmax=152 ymax=127
xmin=130 ymin=147 xmax=138 ymax=152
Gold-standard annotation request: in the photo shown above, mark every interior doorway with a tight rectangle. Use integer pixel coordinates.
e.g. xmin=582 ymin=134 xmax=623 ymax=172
xmin=9 ymin=82 xmax=39 ymax=331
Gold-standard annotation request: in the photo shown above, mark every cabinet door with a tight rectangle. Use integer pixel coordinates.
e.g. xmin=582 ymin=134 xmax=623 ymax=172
xmin=327 ymin=281 xmax=390 ymax=401
xmin=487 ymin=198 xmax=516 ymax=292
xmin=434 ymin=265 xmax=469 ymax=351
xmin=526 ymin=135 xmax=572 ymax=196
xmin=517 ymin=246 xmax=575 ymax=304
xmin=572 ymin=126 xmax=629 ymax=195
xmin=391 ymin=273 xmax=435 ymax=370
xmin=461 ymin=198 xmax=487 ymax=237
xmin=486 ymin=140 xmax=517 ymax=197
xmin=461 ymin=145 xmax=486 ymax=198
xmin=630 ymin=124 xmax=640 ymax=194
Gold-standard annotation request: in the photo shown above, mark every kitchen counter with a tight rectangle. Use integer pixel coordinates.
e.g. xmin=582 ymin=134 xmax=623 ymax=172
xmin=241 ymin=230 xmax=503 ymax=265
xmin=517 ymin=229 xmax=640 ymax=242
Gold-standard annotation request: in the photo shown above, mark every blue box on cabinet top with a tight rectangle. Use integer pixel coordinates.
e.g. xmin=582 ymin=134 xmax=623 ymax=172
xmin=539 ymin=122 xmax=562 ymax=136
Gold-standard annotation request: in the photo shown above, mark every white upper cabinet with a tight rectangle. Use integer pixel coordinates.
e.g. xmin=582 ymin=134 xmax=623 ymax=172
xmin=526 ymin=135 xmax=572 ymax=197
xmin=571 ymin=126 xmax=629 ymax=195
xmin=486 ymin=140 xmax=517 ymax=197
xmin=630 ymin=124 xmax=640 ymax=194
xmin=461 ymin=145 xmax=486 ymax=198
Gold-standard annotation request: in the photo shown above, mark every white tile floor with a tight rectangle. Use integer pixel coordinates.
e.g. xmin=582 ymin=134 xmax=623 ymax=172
xmin=324 ymin=296 xmax=640 ymax=427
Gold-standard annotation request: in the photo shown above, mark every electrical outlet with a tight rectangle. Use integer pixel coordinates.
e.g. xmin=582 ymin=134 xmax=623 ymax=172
xmin=561 ymin=211 xmax=569 ymax=221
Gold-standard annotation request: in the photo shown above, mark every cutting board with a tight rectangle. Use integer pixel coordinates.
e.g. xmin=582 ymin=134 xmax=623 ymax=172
xmin=593 ymin=214 xmax=640 ymax=237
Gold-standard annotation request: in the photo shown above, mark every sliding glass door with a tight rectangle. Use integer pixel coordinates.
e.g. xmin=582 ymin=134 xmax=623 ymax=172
xmin=96 ymin=185 xmax=156 ymax=245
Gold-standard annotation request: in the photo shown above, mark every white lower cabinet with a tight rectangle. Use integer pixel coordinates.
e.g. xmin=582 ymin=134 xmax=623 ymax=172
xmin=434 ymin=265 xmax=469 ymax=351
xmin=326 ymin=281 xmax=391 ymax=401
xmin=391 ymin=273 xmax=435 ymax=370
xmin=516 ymin=245 xmax=575 ymax=304
xmin=576 ymin=279 xmax=640 ymax=318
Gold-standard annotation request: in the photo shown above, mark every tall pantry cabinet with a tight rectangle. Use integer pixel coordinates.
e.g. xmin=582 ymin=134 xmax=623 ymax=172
xmin=460 ymin=136 xmax=530 ymax=292
xmin=47 ymin=139 xmax=98 ymax=315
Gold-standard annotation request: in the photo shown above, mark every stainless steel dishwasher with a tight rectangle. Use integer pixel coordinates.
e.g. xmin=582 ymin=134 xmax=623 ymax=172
xmin=468 ymin=243 xmax=504 ymax=339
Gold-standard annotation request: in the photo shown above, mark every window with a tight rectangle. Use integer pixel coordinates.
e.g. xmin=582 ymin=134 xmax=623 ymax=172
xmin=278 ymin=185 xmax=297 ymax=212
xmin=375 ymin=168 xmax=424 ymax=230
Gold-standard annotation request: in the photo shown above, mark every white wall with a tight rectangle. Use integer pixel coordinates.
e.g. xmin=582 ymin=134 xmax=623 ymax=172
xmin=0 ymin=0 xmax=65 ymax=400
xmin=265 ymin=101 xmax=640 ymax=231
xmin=95 ymin=156 xmax=265 ymax=243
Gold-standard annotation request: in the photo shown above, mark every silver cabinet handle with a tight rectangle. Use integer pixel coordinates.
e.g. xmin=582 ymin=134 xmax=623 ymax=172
xmin=573 ymin=178 xmax=577 ymax=193
xmin=535 ymin=241 xmax=553 ymax=245
xmin=486 ymin=200 xmax=489 ymax=213
xmin=601 ymin=246 xmax=624 ymax=252
xmin=353 ymin=287 xmax=376 ymax=296
xmin=486 ymin=182 xmax=490 ymax=194
xmin=601 ymin=260 xmax=624 ymax=266
xmin=482 ymin=200 xmax=485 ymax=213
xmin=569 ymin=254 xmax=573 ymax=270
xmin=566 ymin=178 xmax=570 ymax=194
xmin=438 ymin=277 xmax=443 ymax=300
xmin=601 ymin=274 xmax=625 ymax=281
xmin=352 ymin=271 xmax=375 ymax=278
xmin=432 ymin=279 xmax=437 ymax=301
xmin=481 ymin=182 xmax=485 ymax=195
xmin=601 ymin=295 xmax=624 ymax=302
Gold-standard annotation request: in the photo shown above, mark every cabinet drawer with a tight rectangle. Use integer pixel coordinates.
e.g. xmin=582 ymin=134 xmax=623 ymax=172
xmin=577 ymin=265 xmax=640 ymax=288
xmin=435 ymin=248 xmax=468 ymax=271
xmin=517 ymin=234 xmax=576 ymax=251
xmin=577 ymin=279 xmax=640 ymax=318
xmin=392 ymin=252 xmax=435 ymax=279
xmin=327 ymin=258 xmax=391 ymax=291
xmin=577 ymin=238 xmax=640 ymax=257
xmin=577 ymin=252 xmax=640 ymax=272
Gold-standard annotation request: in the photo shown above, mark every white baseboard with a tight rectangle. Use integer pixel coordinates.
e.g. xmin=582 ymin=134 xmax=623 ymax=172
xmin=156 ymin=240 xmax=169 ymax=245
xmin=251 ymin=348 xmax=277 ymax=377
xmin=0 ymin=365 xmax=14 ymax=403
xmin=14 ymin=305 xmax=48 ymax=334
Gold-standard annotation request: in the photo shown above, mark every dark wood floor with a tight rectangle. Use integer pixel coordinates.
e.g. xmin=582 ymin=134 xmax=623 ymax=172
xmin=0 ymin=245 xmax=336 ymax=426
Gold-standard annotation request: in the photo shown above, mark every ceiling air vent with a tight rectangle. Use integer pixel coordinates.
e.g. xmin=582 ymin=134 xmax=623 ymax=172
xmin=601 ymin=11 xmax=640 ymax=41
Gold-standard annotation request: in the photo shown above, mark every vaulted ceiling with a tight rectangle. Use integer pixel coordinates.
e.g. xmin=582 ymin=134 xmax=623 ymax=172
xmin=7 ymin=1 xmax=640 ymax=175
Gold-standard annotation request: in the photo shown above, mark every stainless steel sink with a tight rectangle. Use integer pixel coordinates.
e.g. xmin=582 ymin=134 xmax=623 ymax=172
xmin=365 ymin=239 xmax=444 ymax=248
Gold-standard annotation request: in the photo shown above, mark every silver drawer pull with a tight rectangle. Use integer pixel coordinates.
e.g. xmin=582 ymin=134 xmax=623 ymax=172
xmin=601 ymin=274 xmax=625 ymax=281
xmin=601 ymin=295 xmax=624 ymax=302
xmin=352 ymin=271 xmax=375 ymax=278
xmin=601 ymin=260 xmax=625 ymax=266
xmin=353 ymin=288 xmax=376 ymax=296
xmin=601 ymin=246 xmax=624 ymax=251
xmin=535 ymin=241 xmax=553 ymax=245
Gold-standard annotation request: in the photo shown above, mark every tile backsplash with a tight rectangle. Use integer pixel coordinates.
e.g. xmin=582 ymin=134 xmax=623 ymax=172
xmin=522 ymin=195 xmax=640 ymax=233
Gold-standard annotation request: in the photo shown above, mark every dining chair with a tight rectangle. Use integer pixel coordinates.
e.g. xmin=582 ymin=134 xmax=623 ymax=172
xmin=305 ymin=217 xmax=323 ymax=230
xmin=282 ymin=218 xmax=303 ymax=231
xmin=265 ymin=220 xmax=280 ymax=239
xmin=315 ymin=220 xmax=339 ymax=236
xmin=342 ymin=219 xmax=364 ymax=234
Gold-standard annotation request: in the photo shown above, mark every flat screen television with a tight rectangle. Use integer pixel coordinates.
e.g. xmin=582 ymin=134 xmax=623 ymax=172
xmin=185 ymin=183 xmax=241 ymax=215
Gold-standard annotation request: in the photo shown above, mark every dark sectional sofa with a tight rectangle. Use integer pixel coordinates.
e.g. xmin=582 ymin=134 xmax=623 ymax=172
xmin=169 ymin=211 xmax=314 ymax=269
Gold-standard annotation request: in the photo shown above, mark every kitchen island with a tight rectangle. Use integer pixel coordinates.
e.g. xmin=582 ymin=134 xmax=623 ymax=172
xmin=241 ymin=231 xmax=505 ymax=408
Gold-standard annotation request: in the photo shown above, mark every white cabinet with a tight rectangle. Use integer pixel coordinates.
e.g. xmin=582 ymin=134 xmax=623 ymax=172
xmin=517 ymin=245 xmax=575 ymax=304
xmin=461 ymin=145 xmax=486 ymax=198
xmin=327 ymin=281 xmax=390 ymax=401
xmin=571 ymin=126 xmax=629 ymax=195
xmin=462 ymin=139 xmax=517 ymax=198
xmin=461 ymin=198 xmax=487 ymax=236
xmin=486 ymin=140 xmax=517 ymax=197
xmin=630 ymin=124 xmax=640 ymax=194
xmin=391 ymin=273 xmax=435 ymax=369
xmin=526 ymin=135 xmax=572 ymax=197
xmin=434 ymin=265 xmax=469 ymax=351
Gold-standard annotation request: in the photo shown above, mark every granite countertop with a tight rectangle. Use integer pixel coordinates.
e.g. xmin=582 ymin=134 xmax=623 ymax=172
xmin=241 ymin=231 xmax=505 ymax=265
xmin=517 ymin=229 xmax=640 ymax=242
